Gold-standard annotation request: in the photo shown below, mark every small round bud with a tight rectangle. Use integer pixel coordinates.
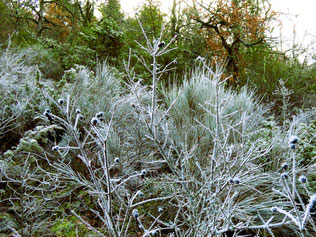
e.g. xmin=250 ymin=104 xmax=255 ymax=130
xmin=136 ymin=190 xmax=144 ymax=197
xmin=289 ymin=143 xmax=296 ymax=150
xmin=132 ymin=209 xmax=139 ymax=218
xmin=114 ymin=157 xmax=120 ymax=163
xmin=44 ymin=110 xmax=53 ymax=122
xmin=158 ymin=207 xmax=163 ymax=213
xmin=52 ymin=146 xmax=59 ymax=151
xmin=289 ymin=135 xmax=299 ymax=144
xmin=158 ymin=41 xmax=165 ymax=48
xmin=281 ymin=162 xmax=289 ymax=170
xmin=58 ymin=99 xmax=64 ymax=105
xmin=233 ymin=178 xmax=240 ymax=184
xmin=229 ymin=178 xmax=234 ymax=184
xmin=141 ymin=169 xmax=147 ymax=178
xmin=96 ymin=112 xmax=104 ymax=118
xmin=75 ymin=108 xmax=81 ymax=114
xmin=299 ymin=175 xmax=307 ymax=183
xmin=90 ymin=117 xmax=99 ymax=126
xmin=271 ymin=207 xmax=278 ymax=213
xmin=79 ymin=114 xmax=84 ymax=120
xmin=196 ymin=56 xmax=205 ymax=61
xmin=310 ymin=195 xmax=316 ymax=208
xmin=281 ymin=173 xmax=288 ymax=180
xmin=152 ymin=230 xmax=158 ymax=236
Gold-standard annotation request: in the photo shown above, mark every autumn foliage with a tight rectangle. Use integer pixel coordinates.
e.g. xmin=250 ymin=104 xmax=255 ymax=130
xmin=45 ymin=3 xmax=72 ymax=41
xmin=188 ymin=0 xmax=275 ymax=81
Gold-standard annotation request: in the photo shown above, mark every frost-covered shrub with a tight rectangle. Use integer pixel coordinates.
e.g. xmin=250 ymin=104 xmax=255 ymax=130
xmin=163 ymin=66 xmax=266 ymax=155
xmin=52 ymin=60 xmax=161 ymax=162
xmin=57 ymin=63 xmax=121 ymax=117
xmin=22 ymin=43 xmax=64 ymax=80
xmin=0 ymin=40 xmax=36 ymax=91
xmin=1 ymin=22 xmax=315 ymax=237
xmin=0 ymin=40 xmax=39 ymax=151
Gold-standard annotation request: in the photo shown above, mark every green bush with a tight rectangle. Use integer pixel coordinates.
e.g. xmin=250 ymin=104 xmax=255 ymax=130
xmin=241 ymin=45 xmax=316 ymax=109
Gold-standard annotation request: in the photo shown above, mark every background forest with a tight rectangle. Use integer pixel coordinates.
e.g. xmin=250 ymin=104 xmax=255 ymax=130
xmin=0 ymin=0 xmax=315 ymax=236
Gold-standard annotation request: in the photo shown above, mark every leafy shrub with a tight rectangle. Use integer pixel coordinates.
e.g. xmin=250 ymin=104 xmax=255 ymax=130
xmin=241 ymin=45 xmax=316 ymax=109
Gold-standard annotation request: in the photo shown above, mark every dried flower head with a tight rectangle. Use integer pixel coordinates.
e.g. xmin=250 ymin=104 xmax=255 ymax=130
xmin=309 ymin=195 xmax=316 ymax=212
xmin=289 ymin=143 xmax=296 ymax=150
xmin=141 ymin=169 xmax=147 ymax=178
xmin=152 ymin=230 xmax=158 ymax=236
xmin=132 ymin=209 xmax=139 ymax=218
xmin=289 ymin=135 xmax=299 ymax=144
xmin=233 ymin=178 xmax=240 ymax=184
xmin=58 ymin=99 xmax=64 ymax=105
xmin=281 ymin=162 xmax=289 ymax=170
xmin=271 ymin=207 xmax=278 ymax=213
xmin=91 ymin=117 xmax=99 ymax=126
xmin=141 ymin=169 xmax=147 ymax=175
xmin=281 ymin=173 xmax=288 ymax=180
xmin=158 ymin=41 xmax=165 ymax=48
xmin=52 ymin=146 xmax=59 ymax=151
xmin=136 ymin=190 xmax=144 ymax=197
xmin=196 ymin=56 xmax=205 ymax=61
xmin=44 ymin=109 xmax=53 ymax=122
xmin=299 ymin=175 xmax=307 ymax=183
xmin=96 ymin=112 xmax=104 ymax=118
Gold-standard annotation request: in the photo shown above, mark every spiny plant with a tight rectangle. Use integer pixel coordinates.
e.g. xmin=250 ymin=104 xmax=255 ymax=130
xmin=39 ymin=94 xmax=176 ymax=237
xmin=1 ymin=14 xmax=315 ymax=237
xmin=269 ymin=134 xmax=316 ymax=236
xmin=26 ymin=18 xmax=180 ymax=236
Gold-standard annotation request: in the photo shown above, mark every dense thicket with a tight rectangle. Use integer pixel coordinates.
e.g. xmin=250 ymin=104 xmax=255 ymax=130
xmin=0 ymin=0 xmax=315 ymax=107
xmin=0 ymin=0 xmax=315 ymax=236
